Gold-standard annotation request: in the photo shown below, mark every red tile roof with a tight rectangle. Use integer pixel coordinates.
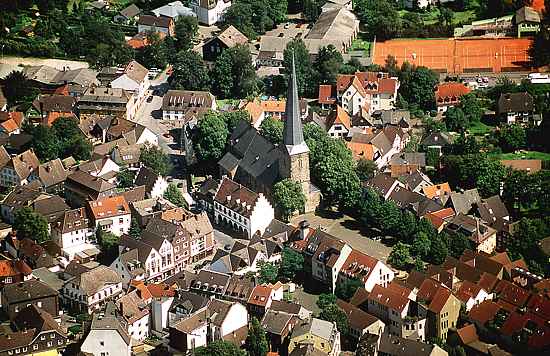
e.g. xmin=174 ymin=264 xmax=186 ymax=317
xmin=527 ymin=293 xmax=550 ymax=320
xmin=0 ymin=260 xmax=32 ymax=277
xmin=428 ymin=286 xmax=453 ymax=313
xmin=147 ymin=283 xmax=176 ymax=298
xmin=468 ymin=300 xmax=501 ymax=324
xmin=318 ymin=84 xmax=336 ymax=104
xmin=248 ymin=285 xmax=273 ymax=307
xmin=339 ymin=249 xmax=378 ymax=283
xmin=435 ymin=82 xmax=471 ymax=102
xmin=456 ymin=280 xmax=484 ymax=303
xmin=369 ymin=284 xmax=409 ymax=312
xmin=326 ymin=105 xmax=351 ymax=130
xmin=89 ymin=195 xmax=130 ymax=220
xmin=417 ymin=278 xmax=441 ymax=302
xmin=456 ymin=323 xmax=479 ymax=345
xmin=494 ymin=280 xmax=530 ymax=307
xmin=501 ymin=311 xmax=550 ymax=349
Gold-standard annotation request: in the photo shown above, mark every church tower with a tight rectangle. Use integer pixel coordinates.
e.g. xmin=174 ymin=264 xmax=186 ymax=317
xmin=280 ymin=56 xmax=319 ymax=212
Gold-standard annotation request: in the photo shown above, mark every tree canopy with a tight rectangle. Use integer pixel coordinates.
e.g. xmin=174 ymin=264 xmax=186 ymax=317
xmin=257 ymin=261 xmax=279 ymax=284
xmin=193 ymin=111 xmax=229 ymax=163
xmin=272 ymin=179 xmax=306 ymax=221
xmin=169 ymin=50 xmax=210 ymax=91
xmin=259 ymin=117 xmax=284 ymax=145
xmin=14 ymin=207 xmax=49 ymax=243
xmin=140 ymin=145 xmax=172 ymax=176
xmin=195 ymin=340 xmax=247 ymax=356
xmin=279 ymin=247 xmax=305 ymax=281
xmin=212 ymin=45 xmax=258 ymax=98
xmin=164 ymin=184 xmax=188 ymax=208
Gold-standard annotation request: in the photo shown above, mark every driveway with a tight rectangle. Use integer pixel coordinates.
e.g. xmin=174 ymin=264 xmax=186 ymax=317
xmin=290 ymin=212 xmax=392 ymax=262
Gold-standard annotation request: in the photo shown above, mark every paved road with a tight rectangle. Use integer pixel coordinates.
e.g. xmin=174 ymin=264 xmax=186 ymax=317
xmin=291 ymin=212 xmax=392 ymax=262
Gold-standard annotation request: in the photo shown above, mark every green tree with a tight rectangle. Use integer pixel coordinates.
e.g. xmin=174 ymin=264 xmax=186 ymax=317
xmin=411 ymin=232 xmax=431 ymax=260
xmin=400 ymin=66 xmax=438 ymax=111
xmin=258 ymin=261 xmax=279 ymax=284
xmin=498 ymin=124 xmax=527 ymax=152
xmin=272 ymin=179 xmax=306 ymax=221
xmin=195 ymin=340 xmax=247 ymax=356
xmin=356 ymin=332 xmax=378 ymax=356
xmin=438 ymin=7 xmax=454 ymax=31
xmin=388 ymin=242 xmax=411 ymax=270
xmin=175 ymin=16 xmax=199 ymax=51
xmin=169 ymin=50 xmax=210 ymax=91
xmin=303 ymin=0 xmax=323 ymax=22
xmin=212 ymin=45 xmax=258 ymax=98
xmin=279 ymin=247 xmax=304 ymax=281
xmin=164 ymin=183 xmax=188 ymax=208
xmin=246 ymin=317 xmax=268 ymax=356
xmin=283 ymin=39 xmax=318 ymax=97
xmin=335 ymin=278 xmax=363 ymax=301
xmin=317 ymin=293 xmax=337 ymax=309
xmin=129 ymin=217 xmax=141 ymax=239
xmin=135 ymin=32 xmax=168 ymax=69
xmin=14 ymin=207 xmax=49 ymax=243
xmin=319 ymin=303 xmax=349 ymax=335
xmin=27 ymin=124 xmax=59 ymax=161
xmin=459 ymin=93 xmax=483 ymax=123
xmin=378 ymin=201 xmax=402 ymax=236
xmin=140 ymin=145 xmax=172 ymax=176
xmin=2 ymin=71 xmax=38 ymax=106
xmin=193 ymin=112 xmax=229 ymax=163
xmin=442 ymin=154 xmax=506 ymax=197
xmin=445 ymin=107 xmax=469 ymax=132
xmin=447 ymin=232 xmax=471 ymax=258
xmin=97 ymin=229 xmax=119 ymax=261
xmin=259 ymin=116 xmax=284 ymax=144
xmin=354 ymin=0 xmax=401 ymax=40
xmin=429 ymin=236 xmax=448 ymax=265
xmin=356 ymin=158 xmax=377 ymax=181
xmin=117 ymin=168 xmax=135 ymax=188
xmin=221 ymin=110 xmax=252 ymax=133
xmin=51 ymin=116 xmax=92 ymax=160
xmin=314 ymin=45 xmax=343 ymax=84
xmin=426 ymin=146 xmax=440 ymax=168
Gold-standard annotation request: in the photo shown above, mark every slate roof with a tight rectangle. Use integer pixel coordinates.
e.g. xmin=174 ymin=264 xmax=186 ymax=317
xmin=152 ymin=1 xmax=194 ymax=18
xmin=379 ymin=333 xmax=445 ymax=356
xmin=497 ymin=92 xmax=534 ymax=113
xmin=120 ymin=3 xmax=141 ymax=18
xmin=261 ymin=309 xmax=295 ymax=335
xmin=134 ymin=166 xmax=160 ymax=194
xmin=32 ymin=94 xmax=75 ymax=113
xmin=449 ymin=188 xmax=481 ymax=215
xmin=3 ymin=279 xmax=58 ymax=303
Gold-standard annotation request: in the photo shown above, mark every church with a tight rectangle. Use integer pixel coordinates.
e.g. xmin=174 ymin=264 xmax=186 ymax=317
xmin=218 ymin=58 xmax=321 ymax=213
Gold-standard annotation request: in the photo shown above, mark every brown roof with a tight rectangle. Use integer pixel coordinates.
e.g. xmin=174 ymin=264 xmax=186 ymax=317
xmin=32 ymin=94 xmax=75 ymax=113
xmin=500 ymin=159 xmax=542 ymax=173
xmin=493 ymin=280 xmax=530 ymax=307
xmin=214 ymin=177 xmax=260 ymax=218
xmin=369 ymin=284 xmax=409 ymax=312
xmin=336 ymin=72 xmax=397 ymax=95
xmin=162 ymin=90 xmax=215 ymax=112
xmin=248 ymin=285 xmax=273 ymax=307
xmin=8 ymin=149 xmax=40 ymax=180
xmin=67 ymin=170 xmax=115 ymax=193
xmin=3 ymin=279 xmax=58 ymax=304
xmin=214 ymin=25 xmax=248 ymax=47
xmin=326 ymin=105 xmax=351 ymax=130
xmin=137 ymin=15 xmax=173 ymax=28
xmin=498 ymin=92 xmax=534 ymax=113
xmin=339 ymin=250 xmax=379 ymax=283
xmin=469 ymin=300 xmax=501 ymax=324
xmin=318 ymin=84 xmax=336 ymax=105
xmin=56 ymin=208 xmax=89 ymax=234
xmin=336 ymin=299 xmax=380 ymax=330
xmin=457 ymin=324 xmax=479 ymax=345
xmin=38 ymin=158 xmax=68 ymax=188
xmin=120 ymin=185 xmax=146 ymax=204
xmin=0 ymin=260 xmax=32 ymax=278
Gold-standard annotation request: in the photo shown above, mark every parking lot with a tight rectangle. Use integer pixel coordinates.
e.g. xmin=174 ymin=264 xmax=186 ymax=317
xmin=265 ymin=22 xmax=311 ymax=38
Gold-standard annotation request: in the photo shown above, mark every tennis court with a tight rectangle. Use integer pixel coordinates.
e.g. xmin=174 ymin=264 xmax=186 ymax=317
xmin=372 ymin=37 xmax=533 ymax=74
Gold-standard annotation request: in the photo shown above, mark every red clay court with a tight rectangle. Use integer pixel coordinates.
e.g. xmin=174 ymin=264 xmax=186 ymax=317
xmin=372 ymin=38 xmax=534 ymax=74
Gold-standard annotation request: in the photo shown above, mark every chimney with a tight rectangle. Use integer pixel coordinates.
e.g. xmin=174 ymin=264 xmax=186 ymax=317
xmin=298 ymin=220 xmax=309 ymax=240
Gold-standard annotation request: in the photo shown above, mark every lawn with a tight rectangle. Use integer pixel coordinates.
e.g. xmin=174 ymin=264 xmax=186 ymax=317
xmin=491 ymin=151 xmax=550 ymax=160
xmin=467 ymin=120 xmax=495 ymax=135
xmin=350 ymin=38 xmax=372 ymax=56
xmin=398 ymin=8 xmax=477 ymax=25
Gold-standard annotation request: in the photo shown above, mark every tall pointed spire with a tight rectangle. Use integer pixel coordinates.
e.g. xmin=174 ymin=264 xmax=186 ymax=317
xmin=283 ymin=54 xmax=306 ymax=150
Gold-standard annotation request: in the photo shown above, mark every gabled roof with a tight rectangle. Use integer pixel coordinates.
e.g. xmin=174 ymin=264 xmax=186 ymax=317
xmin=449 ymin=189 xmax=481 ymax=215
xmin=120 ymin=3 xmax=141 ymax=18
xmin=88 ymin=195 xmax=130 ymax=220
xmin=336 ymin=299 xmax=380 ymax=330
xmin=497 ymin=92 xmax=534 ymax=113
xmin=326 ymin=105 xmax=351 ymax=130
xmin=137 ymin=15 xmax=173 ymax=28
xmin=493 ymin=280 xmax=530 ymax=307
xmin=468 ymin=300 xmax=501 ymax=324
xmin=38 ymin=158 xmax=68 ymax=188
xmin=210 ymin=25 xmax=248 ymax=48
xmin=69 ymin=265 xmax=122 ymax=296
xmin=3 ymin=279 xmax=58 ymax=304
xmin=214 ymin=177 xmax=260 ymax=218
xmin=516 ymin=6 xmax=541 ymax=23
xmin=369 ymin=284 xmax=409 ymax=312
xmin=435 ymin=82 xmax=471 ymax=102
xmin=318 ymin=84 xmax=336 ymax=105
xmin=0 ymin=260 xmax=32 ymax=278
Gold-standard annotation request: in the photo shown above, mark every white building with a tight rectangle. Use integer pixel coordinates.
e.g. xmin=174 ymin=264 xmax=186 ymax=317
xmin=134 ymin=166 xmax=168 ymax=199
xmin=337 ymin=250 xmax=395 ymax=293
xmin=88 ymin=195 xmax=132 ymax=236
xmin=161 ymin=90 xmax=217 ymax=121
xmin=80 ymin=304 xmax=132 ymax=356
xmin=337 ymin=72 xmax=399 ymax=116
xmin=61 ymin=266 xmax=123 ymax=314
xmin=213 ymin=177 xmax=274 ymax=238
xmin=190 ymin=0 xmax=232 ymax=25
xmin=116 ymin=290 xmax=151 ymax=341
xmin=110 ymin=61 xmax=150 ymax=121
xmin=51 ymin=208 xmax=97 ymax=262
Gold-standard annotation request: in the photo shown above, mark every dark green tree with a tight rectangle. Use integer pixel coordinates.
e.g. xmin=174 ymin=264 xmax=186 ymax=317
xmin=459 ymin=93 xmax=483 ymax=123
xmin=246 ymin=317 xmax=269 ymax=356
xmin=129 ymin=217 xmax=141 ymax=239
xmin=354 ymin=0 xmax=401 ymax=40
xmin=283 ymin=39 xmax=318 ymax=97
xmin=221 ymin=110 xmax=252 ymax=133
xmin=164 ymin=183 xmax=188 ymax=208
xmin=447 ymin=232 xmax=471 ymax=258
xmin=140 ymin=145 xmax=172 ymax=176
xmin=314 ymin=45 xmax=343 ymax=85
xmin=445 ymin=107 xmax=469 ymax=132
xmin=97 ymin=229 xmax=119 ymax=261
xmin=279 ymin=247 xmax=305 ymax=281
xmin=193 ymin=111 xmax=229 ymax=163
xmin=2 ymin=71 xmax=38 ymax=106
xmin=52 ymin=116 xmax=92 ymax=160
xmin=258 ymin=261 xmax=279 ymax=284
xmin=259 ymin=116 xmax=284 ymax=144
xmin=317 ymin=293 xmax=337 ymax=309
xmin=356 ymin=158 xmax=377 ymax=181
xmin=529 ymin=1 xmax=550 ymax=67
xmin=117 ymin=168 xmax=135 ymax=188
xmin=442 ymin=154 xmax=506 ymax=197
xmin=400 ymin=66 xmax=439 ymax=111
xmin=335 ymin=278 xmax=363 ymax=301
xmin=272 ymin=179 xmax=306 ymax=221
xmin=319 ymin=303 xmax=349 ymax=335
xmin=388 ymin=242 xmax=411 ymax=270
xmin=411 ymin=232 xmax=432 ymax=260
xmin=195 ymin=340 xmax=247 ymax=356
xmin=498 ymin=124 xmax=527 ymax=152
xmin=135 ymin=32 xmax=168 ymax=69
xmin=212 ymin=45 xmax=258 ymax=98
xmin=175 ymin=16 xmax=199 ymax=51
xmin=27 ymin=124 xmax=59 ymax=162
xmin=14 ymin=207 xmax=49 ymax=243
xmin=429 ymin=236 xmax=448 ymax=265
xmin=169 ymin=50 xmax=210 ymax=91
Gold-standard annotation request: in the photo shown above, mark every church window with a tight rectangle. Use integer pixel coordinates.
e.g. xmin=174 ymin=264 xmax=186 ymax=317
xmin=299 ymin=159 xmax=303 ymax=168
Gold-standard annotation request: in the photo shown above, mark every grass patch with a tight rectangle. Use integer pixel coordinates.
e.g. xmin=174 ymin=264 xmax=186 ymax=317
xmin=491 ymin=151 xmax=550 ymax=160
xmin=350 ymin=38 xmax=372 ymax=56
xmin=467 ymin=120 xmax=495 ymax=135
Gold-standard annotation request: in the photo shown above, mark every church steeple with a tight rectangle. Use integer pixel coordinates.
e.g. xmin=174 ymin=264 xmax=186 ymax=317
xmin=283 ymin=55 xmax=308 ymax=154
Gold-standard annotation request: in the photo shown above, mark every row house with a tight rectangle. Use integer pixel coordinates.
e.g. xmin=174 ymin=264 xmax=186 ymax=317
xmin=161 ymin=90 xmax=217 ymax=121
xmin=445 ymin=213 xmax=497 ymax=254
xmin=0 ymin=148 xmax=40 ymax=188
xmin=289 ymin=318 xmax=341 ymax=356
xmin=116 ymin=289 xmax=151 ymax=341
xmin=31 ymin=93 xmax=76 ymax=126
xmin=169 ymin=299 xmax=248 ymax=353
xmin=134 ymin=166 xmax=169 ymax=199
xmin=64 ymin=170 xmax=116 ymax=208
xmin=61 ymin=265 xmax=123 ymax=313
xmin=347 ymin=126 xmax=409 ymax=169
xmin=0 ymin=186 xmax=54 ymax=223
xmin=77 ymin=86 xmax=134 ymax=120
xmin=213 ymin=177 xmax=275 ymax=238
xmin=0 ymin=306 xmax=68 ymax=356
xmin=51 ymin=207 xmax=96 ymax=262
xmin=358 ymin=282 xmax=428 ymax=341
xmin=336 ymin=300 xmax=385 ymax=340
xmin=1 ymin=279 xmax=59 ymax=320
xmin=332 ymin=71 xmax=399 ymax=116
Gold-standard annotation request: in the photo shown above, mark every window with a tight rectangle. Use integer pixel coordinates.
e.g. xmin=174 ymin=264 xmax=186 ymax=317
xmin=33 ymin=344 xmax=38 ymax=350
xmin=37 ymin=302 xmax=42 ymax=308
xmin=100 ymin=341 xmax=105 ymax=346
xmin=47 ymin=342 xmax=52 ymax=347
xmin=5 ymin=277 xmax=12 ymax=283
